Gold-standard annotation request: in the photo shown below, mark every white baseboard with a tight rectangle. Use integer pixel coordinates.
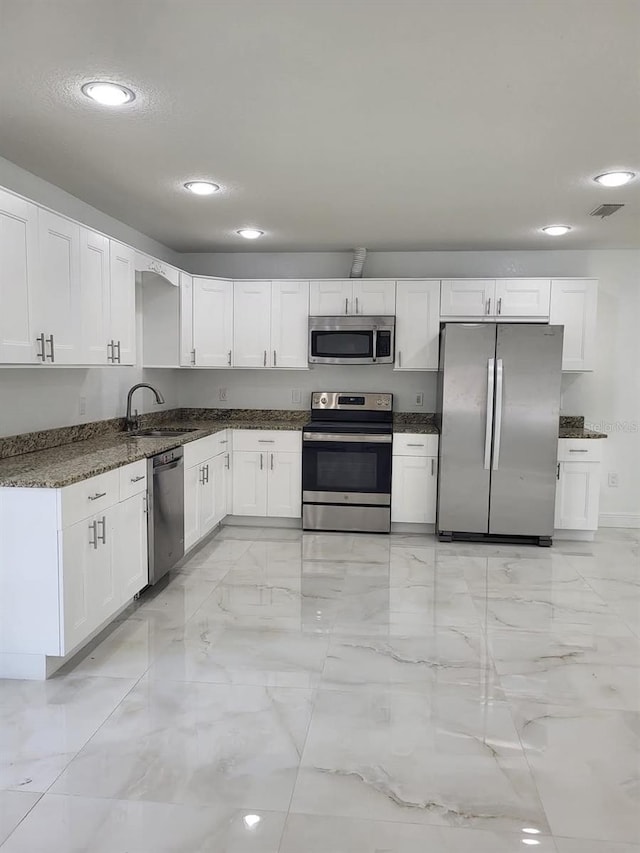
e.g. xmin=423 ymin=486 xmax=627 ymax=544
xmin=599 ymin=513 xmax=640 ymax=529
xmin=554 ymin=530 xmax=596 ymax=541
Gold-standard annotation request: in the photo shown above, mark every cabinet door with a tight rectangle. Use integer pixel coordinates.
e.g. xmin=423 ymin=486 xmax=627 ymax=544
xmin=440 ymin=279 xmax=495 ymax=318
xmin=184 ymin=463 xmax=201 ymax=551
xmin=495 ymin=279 xmax=550 ymax=319
xmin=114 ymin=493 xmax=148 ymax=603
xmin=555 ymin=462 xmax=600 ymax=530
xmin=0 ymin=189 xmax=38 ymax=363
xmin=109 ymin=241 xmax=136 ymax=365
xmin=92 ymin=510 xmax=119 ymax=625
xmin=309 ymin=280 xmax=352 ymax=315
xmin=395 ymin=280 xmax=440 ymax=370
xmin=391 ymin=455 xmax=437 ymax=523
xmin=179 ymin=272 xmax=194 ymax=366
xmin=232 ymin=451 xmax=268 ymax=516
xmin=267 ymin=451 xmax=302 ymax=518
xmin=233 ymin=281 xmax=271 ymax=367
xmin=193 ymin=277 xmax=234 ymax=366
xmin=60 ymin=515 xmax=96 ymax=653
xmin=199 ymin=458 xmax=217 ymax=538
xmin=549 ymin=279 xmax=598 ymax=371
xmin=353 ymin=280 xmax=396 ymax=315
xmin=36 ymin=209 xmax=81 ymax=363
xmin=211 ymin=451 xmax=228 ymax=526
xmin=271 ymin=280 xmax=309 ymax=368
xmin=80 ymin=227 xmax=111 ymax=364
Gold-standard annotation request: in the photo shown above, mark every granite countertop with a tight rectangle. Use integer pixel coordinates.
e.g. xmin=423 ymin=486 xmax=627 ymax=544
xmin=0 ymin=414 xmax=307 ymax=489
xmin=558 ymin=427 xmax=608 ymax=439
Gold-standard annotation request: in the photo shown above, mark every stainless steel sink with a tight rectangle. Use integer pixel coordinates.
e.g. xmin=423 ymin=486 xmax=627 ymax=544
xmin=128 ymin=427 xmax=199 ymax=438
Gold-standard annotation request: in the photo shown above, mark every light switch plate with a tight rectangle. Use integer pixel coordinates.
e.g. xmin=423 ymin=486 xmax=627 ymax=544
xmin=291 ymin=389 xmax=302 ymax=404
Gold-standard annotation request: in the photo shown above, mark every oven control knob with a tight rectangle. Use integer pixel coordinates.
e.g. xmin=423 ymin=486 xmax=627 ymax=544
xmin=320 ymin=396 xmax=327 ymax=405
xmin=377 ymin=398 xmax=384 ymax=407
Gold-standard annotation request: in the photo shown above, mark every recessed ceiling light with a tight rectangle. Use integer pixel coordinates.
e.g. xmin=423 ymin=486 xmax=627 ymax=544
xmin=81 ymin=81 xmax=135 ymax=106
xmin=243 ymin=814 xmax=261 ymax=830
xmin=542 ymin=225 xmax=571 ymax=236
xmin=184 ymin=181 xmax=220 ymax=196
xmin=593 ymin=171 xmax=635 ymax=187
xmin=237 ymin=228 xmax=264 ymax=239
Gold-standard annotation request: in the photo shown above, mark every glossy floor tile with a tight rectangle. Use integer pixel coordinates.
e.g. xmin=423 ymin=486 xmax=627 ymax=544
xmin=1 ymin=526 xmax=639 ymax=850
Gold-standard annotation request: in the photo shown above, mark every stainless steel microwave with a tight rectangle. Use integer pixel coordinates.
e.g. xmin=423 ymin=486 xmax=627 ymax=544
xmin=308 ymin=316 xmax=395 ymax=365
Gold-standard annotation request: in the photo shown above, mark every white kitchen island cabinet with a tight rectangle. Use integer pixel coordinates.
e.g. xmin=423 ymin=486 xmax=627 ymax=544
xmin=0 ymin=461 xmax=148 ymax=680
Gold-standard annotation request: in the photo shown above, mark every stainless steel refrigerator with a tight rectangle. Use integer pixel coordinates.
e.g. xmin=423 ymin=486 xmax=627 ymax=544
xmin=436 ymin=323 xmax=563 ymax=546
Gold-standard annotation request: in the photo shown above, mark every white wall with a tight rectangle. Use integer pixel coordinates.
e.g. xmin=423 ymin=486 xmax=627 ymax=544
xmin=179 ymin=366 xmax=436 ymax=414
xmin=182 ymin=249 xmax=640 ymax=526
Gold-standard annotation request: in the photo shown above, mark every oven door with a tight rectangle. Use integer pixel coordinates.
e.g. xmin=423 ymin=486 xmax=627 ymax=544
xmin=308 ymin=327 xmax=375 ymax=364
xmin=302 ymin=433 xmax=392 ymax=505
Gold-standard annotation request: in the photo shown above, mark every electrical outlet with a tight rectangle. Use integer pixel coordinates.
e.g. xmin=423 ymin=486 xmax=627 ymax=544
xmin=291 ymin=389 xmax=302 ymax=404
xmin=79 ymin=396 xmax=86 ymax=416
xmin=608 ymin=472 xmax=619 ymax=488
xmin=415 ymin=392 xmax=424 ymax=407
xmin=218 ymin=387 xmax=228 ymax=402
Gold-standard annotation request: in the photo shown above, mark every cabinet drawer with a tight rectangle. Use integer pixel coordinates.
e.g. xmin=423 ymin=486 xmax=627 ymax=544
xmin=119 ymin=460 xmax=148 ymax=500
xmin=393 ymin=434 xmax=439 ymax=456
xmin=213 ymin=429 xmax=230 ymax=456
xmin=61 ymin=469 xmax=120 ymax=528
xmin=232 ymin=429 xmax=301 ymax=453
xmin=557 ymin=439 xmax=603 ymax=463
xmin=183 ymin=433 xmax=222 ymax=468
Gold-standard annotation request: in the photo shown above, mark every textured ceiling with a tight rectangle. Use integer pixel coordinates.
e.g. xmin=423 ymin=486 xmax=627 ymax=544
xmin=0 ymin=0 xmax=638 ymax=252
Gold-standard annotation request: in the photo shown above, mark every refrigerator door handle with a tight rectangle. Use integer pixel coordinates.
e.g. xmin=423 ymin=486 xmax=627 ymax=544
xmin=492 ymin=358 xmax=504 ymax=470
xmin=484 ymin=358 xmax=495 ymax=469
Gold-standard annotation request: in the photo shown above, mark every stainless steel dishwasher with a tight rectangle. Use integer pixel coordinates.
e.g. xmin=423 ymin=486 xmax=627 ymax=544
xmin=147 ymin=446 xmax=185 ymax=585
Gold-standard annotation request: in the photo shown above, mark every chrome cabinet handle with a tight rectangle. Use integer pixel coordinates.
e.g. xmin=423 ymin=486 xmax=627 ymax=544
xmin=557 ymin=463 xmax=561 ymax=479
xmin=260 ymin=453 xmax=264 ymax=470
xmin=204 ymin=464 xmax=209 ymax=483
xmin=273 ymin=349 xmax=277 ymax=367
xmin=263 ymin=350 xmax=267 ymax=367
xmin=407 ymin=443 xmax=424 ymax=447
xmin=497 ymin=297 xmax=502 ymax=315
xmin=569 ymin=449 xmax=588 ymax=453
xmin=485 ymin=298 xmax=491 ymax=315
xmin=199 ymin=466 xmax=205 ymax=485
xmin=107 ymin=340 xmax=113 ymax=363
xmin=431 ymin=458 xmax=435 ymax=476
xmin=36 ymin=333 xmax=46 ymax=362
xmin=130 ymin=475 xmax=145 ymax=483
xmin=258 ymin=439 xmax=275 ymax=443
xmin=397 ymin=350 xmax=402 ymax=368
xmin=98 ymin=516 xmax=106 ymax=545
xmin=270 ymin=453 xmax=274 ymax=470
xmin=115 ymin=341 xmax=121 ymax=363
xmin=88 ymin=492 xmax=107 ymax=501
xmin=88 ymin=520 xmax=98 ymax=549
xmin=220 ymin=439 xmax=228 ymax=444
xmin=46 ymin=334 xmax=55 ymax=362
xmin=191 ymin=348 xmax=196 ymax=365
xmin=227 ymin=350 xmax=232 ymax=366
xmin=225 ymin=453 xmax=230 ymax=469
xmin=345 ymin=297 xmax=349 ymax=315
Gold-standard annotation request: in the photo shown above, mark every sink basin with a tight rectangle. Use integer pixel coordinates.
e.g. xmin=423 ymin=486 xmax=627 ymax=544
xmin=129 ymin=427 xmax=199 ymax=438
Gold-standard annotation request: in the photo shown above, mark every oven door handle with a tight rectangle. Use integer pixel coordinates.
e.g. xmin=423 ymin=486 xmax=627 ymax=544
xmin=303 ymin=432 xmax=392 ymax=443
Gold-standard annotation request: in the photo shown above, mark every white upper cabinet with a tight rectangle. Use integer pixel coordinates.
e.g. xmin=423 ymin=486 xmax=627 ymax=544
xmin=309 ymin=280 xmax=395 ymax=316
xmin=440 ymin=279 xmax=495 ymax=318
xmin=109 ymin=241 xmax=136 ymax=365
xmin=79 ymin=227 xmax=110 ymax=364
xmin=34 ymin=209 xmax=81 ymax=364
xmin=271 ymin=280 xmax=309 ymax=368
xmin=192 ymin=277 xmax=233 ymax=367
xmin=233 ymin=281 xmax=272 ymax=367
xmin=352 ymin=280 xmax=396 ymax=315
xmin=495 ymin=279 xmax=550 ymax=318
xmin=0 ymin=188 xmax=38 ymax=363
xmin=310 ymin=280 xmax=352 ymax=315
xmin=550 ymin=279 xmax=598 ymax=371
xmin=395 ymin=280 xmax=440 ymax=370
xmin=179 ymin=272 xmax=194 ymax=366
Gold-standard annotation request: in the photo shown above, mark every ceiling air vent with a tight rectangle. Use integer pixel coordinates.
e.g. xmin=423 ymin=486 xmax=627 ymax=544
xmin=590 ymin=203 xmax=625 ymax=219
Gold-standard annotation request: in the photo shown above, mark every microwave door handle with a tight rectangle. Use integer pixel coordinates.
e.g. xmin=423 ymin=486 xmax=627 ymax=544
xmin=484 ymin=358 xmax=495 ymax=470
xmin=372 ymin=329 xmax=377 ymax=362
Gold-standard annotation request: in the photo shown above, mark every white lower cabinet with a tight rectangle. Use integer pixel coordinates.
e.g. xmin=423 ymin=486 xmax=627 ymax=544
xmin=391 ymin=435 xmax=439 ymax=524
xmin=114 ymin=492 xmax=149 ymax=603
xmin=554 ymin=439 xmax=602 ymax=532
xmin=267 ymin=451 xmax=302 ymax=517
xmin=232 ymin=431 xmax=302 ymax=518
xmin=184 ymin=456 xmax=218 ymax=550
xmin=232 ymin=451 xmax=269 ymax=516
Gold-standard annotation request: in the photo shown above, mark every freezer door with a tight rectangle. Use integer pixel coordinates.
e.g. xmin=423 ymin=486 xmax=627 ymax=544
xmin=437 ymin=323 xmax=496 ymax=534
xmin=489 ymin=324 xmax=563 ymax=536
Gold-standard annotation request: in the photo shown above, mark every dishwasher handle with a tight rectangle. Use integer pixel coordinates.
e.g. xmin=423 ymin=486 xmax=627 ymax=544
xmin=153 ymin=459 xmax=182 ymax=473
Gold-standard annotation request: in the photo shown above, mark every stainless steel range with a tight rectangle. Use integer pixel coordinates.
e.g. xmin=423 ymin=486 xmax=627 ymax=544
xmin=302 ymin=392 xmax=393 ymax=533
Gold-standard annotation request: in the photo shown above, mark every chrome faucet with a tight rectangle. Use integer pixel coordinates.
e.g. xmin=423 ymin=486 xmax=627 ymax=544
xmin=124 ymin=383 xmax=166 ymax=432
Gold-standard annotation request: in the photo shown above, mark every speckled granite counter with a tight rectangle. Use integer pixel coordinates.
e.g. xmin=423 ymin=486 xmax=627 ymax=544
xmin=393 ymin=413 xmax=439 ymax=434
xmin=559 ymin=427 xmax=607 ymax=439
xmin=0 ymin=410 xmax=308 ymax=489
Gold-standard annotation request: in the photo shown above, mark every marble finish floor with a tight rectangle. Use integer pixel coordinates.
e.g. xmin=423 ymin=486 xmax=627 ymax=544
xmin=1 ymin=526 xmax=639 ymax=851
